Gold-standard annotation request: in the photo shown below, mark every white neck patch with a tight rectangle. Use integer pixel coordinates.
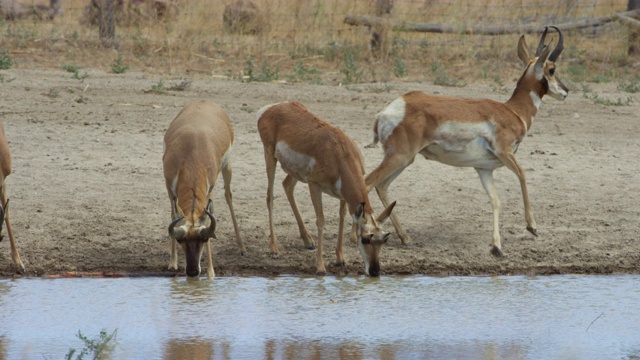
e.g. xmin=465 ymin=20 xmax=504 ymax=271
xmin=530 ymin=91 xmax=542 ymax=110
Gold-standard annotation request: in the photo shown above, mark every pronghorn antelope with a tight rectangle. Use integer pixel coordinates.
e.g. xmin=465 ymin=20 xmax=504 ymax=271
xmin=257 ymin=101 xmax=396 ymax=276
xmin=0 ymin=121 xmax=24 ymax=273
xmin=365 ymin=26 xmax=568 ymax=256
xmin=163 ymin=100 xmax=246 ymax=278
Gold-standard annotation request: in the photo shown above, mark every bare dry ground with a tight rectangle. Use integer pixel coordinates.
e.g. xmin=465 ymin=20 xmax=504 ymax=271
xmin=0 ymin=68 xmax=638 ymax=277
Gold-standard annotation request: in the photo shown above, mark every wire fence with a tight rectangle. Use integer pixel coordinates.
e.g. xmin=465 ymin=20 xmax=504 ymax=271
xmin=0 ymin=0 xmax=637 ymax=83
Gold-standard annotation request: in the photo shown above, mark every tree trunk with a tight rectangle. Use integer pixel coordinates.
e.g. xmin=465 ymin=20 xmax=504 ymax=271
xmin=370 ymin=0 xmax=393 ymax=59
xmin=99 ymin=0 xmax=117 ymax=48
xmin=629 ymin=0 xmax=640 ymax=55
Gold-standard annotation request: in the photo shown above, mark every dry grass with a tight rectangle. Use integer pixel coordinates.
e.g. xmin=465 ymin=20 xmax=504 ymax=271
xmin=0 ymin=0 xmax=637 ymax=85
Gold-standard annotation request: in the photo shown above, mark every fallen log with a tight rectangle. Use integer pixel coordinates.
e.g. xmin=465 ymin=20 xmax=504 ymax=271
xmin=344 ymin=9 xmax=640 ymax=35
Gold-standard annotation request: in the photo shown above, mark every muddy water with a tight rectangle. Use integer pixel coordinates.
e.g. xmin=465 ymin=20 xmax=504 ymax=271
xmin=0 ymin=275 xmax=639 ymax=359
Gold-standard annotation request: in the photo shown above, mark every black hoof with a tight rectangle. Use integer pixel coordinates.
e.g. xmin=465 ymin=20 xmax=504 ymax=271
xmin=316 ymin=271 xmax=326 ymax=276
xmin=305 ymin=244 xmax=317 ymax=250
xmin=269 ymin=252 xmax=280 ymax=259
xmin=490 ymin=246 xmax=505 ymax=257
xmin=527 ymin=227 xmax=538 ymax=237
xmin=335 ymin=261 xmax=346 ymax=267
xmin=402 ymin=242 xmax=414 ymax=247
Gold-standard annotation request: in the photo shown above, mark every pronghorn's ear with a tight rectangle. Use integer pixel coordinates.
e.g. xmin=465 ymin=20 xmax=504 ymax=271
xmin=172 ymin=197 xmax=185 ymax=217
xmin=517 ymin=35 xmax=531 ymax=66
xmin=206 ymin=199 xmax=213 ymax=213
xmin=534 ymin=45 xmax=551 ymax=80
xmin=355 ymin=202 xmax=366 ymax=221
xmin=376 ymin=201 xmax=396 ymax=223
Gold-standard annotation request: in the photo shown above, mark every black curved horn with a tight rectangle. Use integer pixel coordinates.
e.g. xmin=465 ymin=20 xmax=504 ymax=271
xmin=535 ymin=26 xmax=549 ymax=57
xmin=548 ymin=26 xmax=564 ymax=62
xmin=200 ymin=207 xmax=217 ymax=239
xmin=168 ymin=216 xmax=186 ymax=239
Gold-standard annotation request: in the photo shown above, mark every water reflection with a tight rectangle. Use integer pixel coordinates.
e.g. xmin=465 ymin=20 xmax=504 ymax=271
xmin=0 ymin=275 xmax=639 ymax=359
xmin=163 ymin=338 xmax=216 ymax=360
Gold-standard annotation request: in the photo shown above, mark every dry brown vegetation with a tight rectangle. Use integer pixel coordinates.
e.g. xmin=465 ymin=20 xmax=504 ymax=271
xmin=1 ymin=0 xmax=638 ymax=84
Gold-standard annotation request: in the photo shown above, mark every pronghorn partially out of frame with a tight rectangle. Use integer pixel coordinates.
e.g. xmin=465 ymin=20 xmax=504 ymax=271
xmin=0 ymin=121 xmax=25 ymax=273
xmin=163 ymin=100 xmax=246 ymax=278
xmin=257 ymin=102 xmax=395 ymax=276
xmin=365 ymin=26 xmax=568 ymax=256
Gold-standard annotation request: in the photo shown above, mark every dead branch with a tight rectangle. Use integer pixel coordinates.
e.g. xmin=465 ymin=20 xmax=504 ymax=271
xmin=344 ymin=9 xmax=640 ymax=35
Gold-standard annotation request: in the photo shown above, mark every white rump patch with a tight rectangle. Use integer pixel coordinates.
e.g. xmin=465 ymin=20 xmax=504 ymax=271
xmin=256 ymin=103 xmax=280 ymax=122
xmin=275 ymin=141 xmax=316 ymax=182
xmin=376 ymin=97 xmax=406 ymax=143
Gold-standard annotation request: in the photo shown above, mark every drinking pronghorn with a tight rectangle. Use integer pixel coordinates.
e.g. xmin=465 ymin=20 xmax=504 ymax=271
xmin=257 ymin=101 xmax=395 ymax=276
xmin=365 ymin=26 xmax=568 ymax=256
xmin=0 ymin=121 xmax=24 ymax=273
xmin=163 ymin=100 xmax=246 ymax=278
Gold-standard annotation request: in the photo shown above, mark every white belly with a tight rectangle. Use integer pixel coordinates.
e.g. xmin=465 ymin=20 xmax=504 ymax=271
xmin=274 ymin=141 xmax=342 ymax=198
xmin=420 ymin=136 xmax=503 ymax=169
xmin=275 ymin=142 xmax=315 ymax=182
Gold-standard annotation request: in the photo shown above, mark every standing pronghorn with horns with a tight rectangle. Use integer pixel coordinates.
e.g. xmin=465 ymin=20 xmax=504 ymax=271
xmin=163 ymin=100 xmax=246 ymax=278
xmin=0 ymin=121 xmax=25 ymax=273
xmin=365 ymin=26 xmax=568 ymax=256
xmin=257 ymin=102 xmax=396 ymax=276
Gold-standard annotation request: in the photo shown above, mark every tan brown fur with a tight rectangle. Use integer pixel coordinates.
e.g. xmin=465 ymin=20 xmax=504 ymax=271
xmin=0 ymin=121 xmax=24 ymax=273
xmin=365 ymin=27 xmax=568 ymax=256
xmin=257 ymin=101 xmax=394 ymax=276
xmin=163 ymin=100 xmax=245 ymax=278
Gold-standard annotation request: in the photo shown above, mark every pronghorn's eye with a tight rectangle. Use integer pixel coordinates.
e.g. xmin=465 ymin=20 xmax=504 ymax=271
xmin=549 ymin=68 xmax=556 ymax=76
xmin=360 ymin=235 xmax=372 ymax=245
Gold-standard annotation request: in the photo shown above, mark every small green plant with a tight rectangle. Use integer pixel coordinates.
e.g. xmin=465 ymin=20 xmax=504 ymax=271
xmin=393 ymin=55 xmax=407 ymax=78
xmin=166 ymin=78 xmax=192 ymax=91
xmin=63 ymin=64 xmax=81 ymax=73
xmin=287 ymin=60 xmax=321 ymax=84
xmin=0 ymin=48 xmax=13 ymax=70
xmin=340 ymin=50 xmax=364 ymax=85
xmin=149 ymin=79 xmax=166 ymax=93
xmin=73 ymin=70 xmax=89 ymax=81
xmin=431 ymin=61 xmax=466 ymax=87
xmin=244 ymin=56 xmax=279 ymax=82
xmin=617 ymin=78 xmax=640 ymax=93
xmin=583 ymin=92 xmax=633 ymax=106
xmin=65 ymin=329 xmax=118 ymax=360
xmin=0 ymin=73 xmax=15 ymax=83
xmin=110 ymin=54 xmax=128 ymax=74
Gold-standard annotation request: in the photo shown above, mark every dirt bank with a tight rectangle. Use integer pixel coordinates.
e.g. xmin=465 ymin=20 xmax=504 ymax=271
xmin=0 ymin=69 xmax=638 ymax=277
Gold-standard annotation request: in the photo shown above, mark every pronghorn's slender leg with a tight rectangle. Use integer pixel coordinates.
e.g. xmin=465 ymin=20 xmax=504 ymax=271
xmin=498 ymin=152 xmax=538 ymax=236
xmin=1 ymin=187 xmax=24 ymax=273
xmin=336 ymin=200 xmax=347 ymax=266
xmin=476 ymin=168 xmax=504 ymax=257
xmin=168 ymin=200 xmax=179 ymax=270
xmin=264 ymin=150 xmax=280 ymax=256
xmin=365 ymin=155 xmax=416 ymax=245
xmin=283 ymin=175 xmax=316 ymax=249
xmin=308 ymin=183 xmax=326 ymax=276
xmin=221 ymin=160 xmax=246 ymax=254
xmin=205 ymin=239 xmax=214 ymax=278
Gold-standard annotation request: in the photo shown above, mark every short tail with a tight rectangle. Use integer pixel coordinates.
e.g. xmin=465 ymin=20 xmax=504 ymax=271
xmin=364 ymin=117 xmax=379 ymax=149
